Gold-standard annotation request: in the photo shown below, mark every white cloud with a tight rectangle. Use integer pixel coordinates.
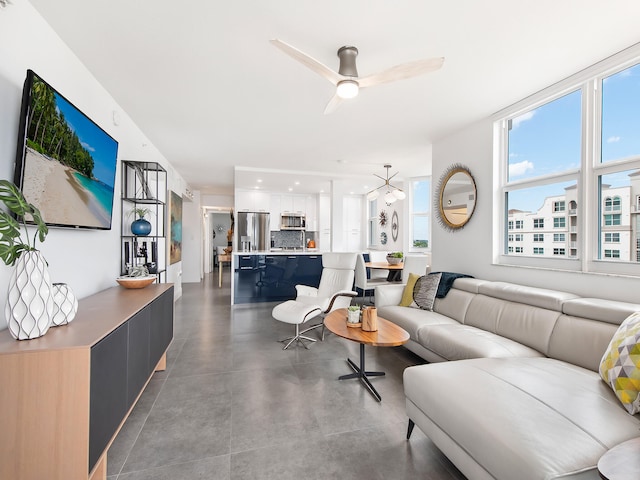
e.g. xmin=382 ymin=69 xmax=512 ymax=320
xmin=607 ymin=136 xmax=621 ymax=143
xmin=81 ymin=141 xmax=96 ymax=152
xmin=509 ymin=160 xmax=534 ymax=178
xmin=511 ymin=110 xmax=536 ymax=129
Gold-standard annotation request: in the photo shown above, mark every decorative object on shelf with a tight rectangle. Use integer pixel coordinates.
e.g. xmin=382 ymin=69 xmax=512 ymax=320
xmin=436 ymin=164 xmax=477 ymax=232
xmin=391 ymin=210 xmax=399 ymax=241
xmin=362 ymin=306 xmax=378 ymax=332
xmin=380 ymin=231 xmax=388 ymax=245
xmin=347 ymin=305 xmax=362 ymax=327
xmin=366 ymin=164 xmax=407 ymax=206
xmin=379 ymin=210 xmax=387 ymax=227
xmin=130 ymin=207 xmax=153 ymax=236
xmin=117 ymin=264 xmax=156 ymax=289
xmin=386 ymin=251 xmax=403 ymax=265
xmin=0 ymin=180 xmax=53 ymax=340
xmin=50 ymin=283 xmax=78 ymax=326
xmin=169 ymin=191 xmax=183 ymax=265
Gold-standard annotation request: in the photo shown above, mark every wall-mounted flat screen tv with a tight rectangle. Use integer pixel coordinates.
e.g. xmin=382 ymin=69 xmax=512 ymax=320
xmin=13 ymin=70 xmax=118 ymax=230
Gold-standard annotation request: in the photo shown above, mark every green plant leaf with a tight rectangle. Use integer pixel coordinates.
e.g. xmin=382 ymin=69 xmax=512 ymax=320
xmin=0 ymin=180 xmax=32 ymax=217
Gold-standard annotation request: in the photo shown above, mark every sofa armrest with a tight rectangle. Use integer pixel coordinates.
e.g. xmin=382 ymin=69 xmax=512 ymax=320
xmin=374 ymin=284 xmax=405 ymax=307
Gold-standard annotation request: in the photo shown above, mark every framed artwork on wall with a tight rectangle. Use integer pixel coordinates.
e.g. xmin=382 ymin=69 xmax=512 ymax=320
xmin=169 ymin=191 xmax=182 ymax=265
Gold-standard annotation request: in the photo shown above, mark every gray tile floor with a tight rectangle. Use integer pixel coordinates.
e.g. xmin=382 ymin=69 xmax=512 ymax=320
xmin=106 ymin=271 xmax=466 ymax=480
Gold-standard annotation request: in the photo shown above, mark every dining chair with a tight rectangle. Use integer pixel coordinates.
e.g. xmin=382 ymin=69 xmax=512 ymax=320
xmin=271 ymin=252 xmax=358 ymax=349
xmin=354 ymin=253 xmax=393 ymax=304
xmin=402 ymin=255 xmax=431 ymax=280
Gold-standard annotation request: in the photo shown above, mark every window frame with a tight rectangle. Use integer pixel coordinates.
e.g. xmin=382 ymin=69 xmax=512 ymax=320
xmin=409 ymin=176 xmax=431 ymax=253
xmin=494 ymin=45 xmax=640 ymax=276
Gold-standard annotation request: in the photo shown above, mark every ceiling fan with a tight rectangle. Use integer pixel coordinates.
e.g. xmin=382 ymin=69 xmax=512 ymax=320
xmin=270 ymin=39 xmax=444 ymax=114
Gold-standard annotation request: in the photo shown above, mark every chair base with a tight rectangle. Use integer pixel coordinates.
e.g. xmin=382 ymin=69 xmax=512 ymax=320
xmin=279 ymin=323 xmax=318 ymax=350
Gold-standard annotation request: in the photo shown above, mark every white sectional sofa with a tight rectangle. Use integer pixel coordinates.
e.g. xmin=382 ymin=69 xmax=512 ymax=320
xmin=375 ymin=278 xmax=640 ymax=480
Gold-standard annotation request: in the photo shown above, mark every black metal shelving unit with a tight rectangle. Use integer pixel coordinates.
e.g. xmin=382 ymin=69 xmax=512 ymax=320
xmin=120 ymin=161 xmax=167 ymax=282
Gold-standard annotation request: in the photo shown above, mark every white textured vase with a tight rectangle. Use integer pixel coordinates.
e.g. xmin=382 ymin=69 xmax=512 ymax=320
xmin=5 ymin=251 xmax=54 ymax=340
xmin=50 ymin=283 xmax=78 ymax=327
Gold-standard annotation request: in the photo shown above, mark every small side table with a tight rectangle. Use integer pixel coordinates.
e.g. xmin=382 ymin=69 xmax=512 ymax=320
xmin=218 ymin=254 xmax=231 ymax=288
xmin=597 ymin=437 xmax=640 ymax=480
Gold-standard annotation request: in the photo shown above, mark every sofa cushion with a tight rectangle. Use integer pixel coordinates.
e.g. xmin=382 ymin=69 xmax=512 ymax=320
xmin=404 ymin=358 xmax=640 ymax=480
xmin=416 ymin=324 xmax=544 ymax=361
xmin=563 ymin=298 xmax=640 ymax=325
xmin=599 ymin=311 xmax=640 ymax=414
xmin=376 ymin=305 xmax=458 ymax=340
xmin=549 ymin=315 xmax=619 ymax=372
xmin=413 ymin=273 xmax=441 ymax=310
xmin=478 ymin=281 xmax=578 ymax=312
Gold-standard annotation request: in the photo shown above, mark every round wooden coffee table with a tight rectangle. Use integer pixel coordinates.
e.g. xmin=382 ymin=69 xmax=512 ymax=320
xmin=597 ymin=437 xmax=640 ymax=479
xmin=324 ymin=308 xmax=409 ymax=402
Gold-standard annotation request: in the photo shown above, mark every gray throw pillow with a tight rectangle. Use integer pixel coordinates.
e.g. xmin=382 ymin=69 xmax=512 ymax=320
xmin=413 ymin=273 xmax=442 ymax=311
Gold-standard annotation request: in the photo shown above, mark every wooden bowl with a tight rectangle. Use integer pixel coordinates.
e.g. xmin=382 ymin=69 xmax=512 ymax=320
xmin=116 ymin=276 xmax=156 ymax=289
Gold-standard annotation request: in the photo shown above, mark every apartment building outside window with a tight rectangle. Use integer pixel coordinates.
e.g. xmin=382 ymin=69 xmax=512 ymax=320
xmin=533 ymin=233 xmax=544 ymax=242
xmin=497 ymin=50 xmax=640 ymax=275
xmin=605 ymin=233 xmax=620 ymax=243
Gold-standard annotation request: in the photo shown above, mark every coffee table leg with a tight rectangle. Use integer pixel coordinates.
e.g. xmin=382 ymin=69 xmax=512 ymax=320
xmin=338 ymin=343 xmax=385 ymax=402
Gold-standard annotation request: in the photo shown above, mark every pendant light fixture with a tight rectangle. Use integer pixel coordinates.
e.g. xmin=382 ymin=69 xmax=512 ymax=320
xmin=366 ymin=164 xmax=406 ymax=205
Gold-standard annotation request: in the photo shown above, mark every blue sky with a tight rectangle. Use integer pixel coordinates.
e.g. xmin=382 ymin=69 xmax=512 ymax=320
xmin=507 ymin=63 xmax=640 ymax=212
xmin=55 ymin=93 xmax=118 ymax=187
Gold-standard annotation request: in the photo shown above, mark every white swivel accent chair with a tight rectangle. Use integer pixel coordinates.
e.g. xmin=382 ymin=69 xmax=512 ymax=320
xmin=354 ymin=253 xmax=393 ymax=304
xmin=272 ymin=252 xmax=358 ymax=349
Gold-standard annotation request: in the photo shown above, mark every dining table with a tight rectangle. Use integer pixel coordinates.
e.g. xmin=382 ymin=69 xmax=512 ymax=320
xmin=364 ymin=261 xmax=404 ymax=282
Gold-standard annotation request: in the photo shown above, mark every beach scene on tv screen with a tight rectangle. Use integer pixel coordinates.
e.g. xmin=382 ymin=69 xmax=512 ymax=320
xmin=21 ymin=75 xmax=118 ymax=229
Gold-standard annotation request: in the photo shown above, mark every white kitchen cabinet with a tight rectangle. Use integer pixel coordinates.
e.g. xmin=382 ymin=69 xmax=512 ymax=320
xmin=293 ymin=195 xmax=306 ymax=213
xmin=280 ymin=195 xmax=294 ymax=213
xmin=269 ymin=194 xmax=281 ymax=231
xmin=305 ymin=194 xmax=318 ymax=231
xmin=319 ymin=194 xmax=331 ymax=250
xmin=343 ymin=196 xmax=363 ymax=251
xmin=235 ymin=189 xmax=270 ymax=212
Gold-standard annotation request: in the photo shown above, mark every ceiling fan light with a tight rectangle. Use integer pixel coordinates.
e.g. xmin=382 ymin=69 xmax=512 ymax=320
xmin=384 ymin=191 xmax=397 ymax=204
xmin=367 ymin=190 xmax=379 ymax=201
xmin=392 ymin=189 xmax=406 ymax=200
xmin=336 ymin=80 xmax=359 ymax=99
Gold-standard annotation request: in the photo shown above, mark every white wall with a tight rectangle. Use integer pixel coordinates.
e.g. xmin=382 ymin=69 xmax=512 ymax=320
xmin=431 ymin=118 xmax=640 ymax=303
xmin=0 ymin=2 xmax=186 ymax=331
xmin=181 ymin=191 xmax=202 ymax=283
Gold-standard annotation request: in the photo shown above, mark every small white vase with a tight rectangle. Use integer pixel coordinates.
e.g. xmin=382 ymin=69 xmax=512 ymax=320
xmin=5 ymin=251 xmax=54 ymax=340
xmin=50 ymin=283 xmax=78 ymax=327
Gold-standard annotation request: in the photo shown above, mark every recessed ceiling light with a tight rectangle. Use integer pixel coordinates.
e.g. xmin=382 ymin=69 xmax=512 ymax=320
xmin=320 ymin=189 xmax=325 ymax=193
xmin=257 ymin=179 xmax=263 ymax=183
xmin=294 ymin=181 xmax=300 ymax=185
xmin=288 ymin=187 xmax=293 ymax=192
xmin=254 ymin=186 xmax=260 ymax=189
xmin=349 ymin=191 xmax=354 ymax=195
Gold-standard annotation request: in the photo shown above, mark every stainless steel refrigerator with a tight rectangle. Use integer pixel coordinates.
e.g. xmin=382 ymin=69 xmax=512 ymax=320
xmin=237 ymin=212 xmax=270 ymax=251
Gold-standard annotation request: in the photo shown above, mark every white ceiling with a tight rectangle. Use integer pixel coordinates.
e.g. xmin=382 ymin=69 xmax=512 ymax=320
xmin=28 ymin=0 xmax=640 ymax=196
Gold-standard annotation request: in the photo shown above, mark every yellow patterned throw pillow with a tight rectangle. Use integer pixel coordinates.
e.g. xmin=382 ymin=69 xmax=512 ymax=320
xmin=599 ymin=311 xmax=640 ymax=414
xmin=399 ymin=273 xmax=421 ymax=307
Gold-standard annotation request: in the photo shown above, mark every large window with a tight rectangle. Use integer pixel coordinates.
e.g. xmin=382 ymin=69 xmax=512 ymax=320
xmin=497 ymin=54 xmax=640 ymax=275
xmin=368 ymin=199 xmax=378 ymax=247
xmin=410 ymin=178 xmax=430 ymax=250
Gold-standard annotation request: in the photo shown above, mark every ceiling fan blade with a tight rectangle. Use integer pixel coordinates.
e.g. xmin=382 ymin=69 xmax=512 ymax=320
xmin=270 ymin=39 xmax=344 ymax=86
xmin=358 ymin=57 xmax=444 ymax=89
xmin=323 ymin=94 xmax=343 ymax=115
